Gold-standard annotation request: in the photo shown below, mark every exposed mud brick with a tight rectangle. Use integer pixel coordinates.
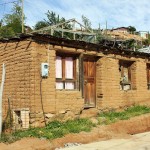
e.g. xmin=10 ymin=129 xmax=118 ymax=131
xmin=1 ymin=37 xmax=150 ymax=129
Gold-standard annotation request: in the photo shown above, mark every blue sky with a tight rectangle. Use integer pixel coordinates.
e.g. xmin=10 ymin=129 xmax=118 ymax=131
xmin=0 ymin=0 xmax=150 ymax=31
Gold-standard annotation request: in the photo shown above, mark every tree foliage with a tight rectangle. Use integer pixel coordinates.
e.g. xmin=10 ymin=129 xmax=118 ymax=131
xmin=128 ymin=26 xmax=136 ymax=33
xmin=82 ymin=15 xmax=92 ymax=30
xmin=34 ymin=21 xmax=48 ymax=30
xmin=0 ymin=2 xmax=24 ymax=38
xmin=34 ymin=11 xmax=73 ymax=39
xmin=34 ymin=11 xmax=66 ymax=30
xmin=45 ymin=11 xmax=65 ymax=26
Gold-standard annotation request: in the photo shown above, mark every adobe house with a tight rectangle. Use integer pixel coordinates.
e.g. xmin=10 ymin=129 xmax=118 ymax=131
xmin=111 ymin=27 xmax=129 ymax=33
xmin=0 ymin=33 xmax=150 ymax=129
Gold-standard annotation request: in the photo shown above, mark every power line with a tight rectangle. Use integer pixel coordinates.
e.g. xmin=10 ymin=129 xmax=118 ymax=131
xmin=0 ymin=0 xmax=20 ymax=19
xmin=0 ymin=1 xmax=18 ymax=6
xmin=2 ymin=4 xmax=6 ymax=17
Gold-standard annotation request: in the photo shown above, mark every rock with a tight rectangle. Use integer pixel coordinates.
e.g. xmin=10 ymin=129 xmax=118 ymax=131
xmin=90 ymin=118 xmax=99 ymax=125
xmin=74 ymin=108 xmax=83 ymax=115
xmin=30 ymin=112 xmax=44 ymax=118
xmin=31 ymin=121 xmax=45 ymax=127
xmin=29 ymin=118 xmax=36 ymax=124
xmin=63 ymin=111 xmax=75 ymax=121
xmin=59 ymin=110 xmax=66 ymax=114
xmin=98 ymin=117 xmax=107 ymax=124
xmin=64 ymin=143 xmax=81 ymax=148
xmin=80 ymin=108 xmax=99 ymax=118
xmin=45 ymin=113 xmax=55 ymax=118
xmin=54 ymin=114 xmax=65 ymax=121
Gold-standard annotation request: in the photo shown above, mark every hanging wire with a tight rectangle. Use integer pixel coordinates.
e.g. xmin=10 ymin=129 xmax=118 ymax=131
xmin=0 ymin=0 xmax=19 ymax=21
xmin=2 ymin=4 xmax=6 ymax=17
xmin=0 ymin=1 xmax=18 ymax=6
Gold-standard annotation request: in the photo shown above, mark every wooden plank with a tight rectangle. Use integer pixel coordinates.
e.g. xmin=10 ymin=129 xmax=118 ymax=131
xmin=79 ymin=54 xmax=84 ymax=97
xmin=83 ymin=58 xmax=96 ymax=106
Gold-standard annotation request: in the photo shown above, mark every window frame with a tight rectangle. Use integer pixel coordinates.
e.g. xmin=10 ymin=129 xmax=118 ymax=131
xmin=56 ymin=54 xmax=77 ymax=90
xmin=119 ymin=60 xmax=133 ymax=91
xmin=146 ymin=63 xmax=150 ymax=90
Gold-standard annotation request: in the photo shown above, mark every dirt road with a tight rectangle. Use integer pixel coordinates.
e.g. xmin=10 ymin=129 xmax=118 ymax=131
xmin=60 ymin=131 xmax=150 ymax=150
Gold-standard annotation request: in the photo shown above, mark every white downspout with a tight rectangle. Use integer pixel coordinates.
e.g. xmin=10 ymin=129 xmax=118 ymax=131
xmin=0 ymin=63 xmax=6 ymax=137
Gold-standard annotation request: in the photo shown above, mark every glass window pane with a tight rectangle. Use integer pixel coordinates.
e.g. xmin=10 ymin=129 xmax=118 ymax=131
xmin=65 ymin=57 xmax=73 ymax=79
xmin=65 ymin=82 xmax=75 ymax=90
xmin=56 ymin=82 xmax=63 ymax=89
xmin=56 ymin=56 xmax=62 ymax=78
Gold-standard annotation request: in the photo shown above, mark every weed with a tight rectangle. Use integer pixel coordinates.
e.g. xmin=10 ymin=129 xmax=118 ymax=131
xmin=1 ymin=105 xmax=150 ymax=143
xmin=98 ymin=105 xmax=150 ymax=125
xmin=0 ymin=118 xmax=95 ymax=143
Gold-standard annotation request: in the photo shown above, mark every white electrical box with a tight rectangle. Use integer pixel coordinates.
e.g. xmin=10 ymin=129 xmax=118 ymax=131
xmin=41 ymin=63 xmax=49 ymax=77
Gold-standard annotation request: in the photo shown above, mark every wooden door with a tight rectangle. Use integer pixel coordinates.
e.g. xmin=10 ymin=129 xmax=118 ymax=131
xmin=84 ymin=58 xmax=96 ymax=107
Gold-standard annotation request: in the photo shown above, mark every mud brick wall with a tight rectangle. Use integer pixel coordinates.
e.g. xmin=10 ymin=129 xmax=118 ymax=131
xmin=0 ymin=40 xmax=84 ymax=127
xmin=33 ymin=43 xmax=84 ymax=115
xmin=96 ymin=55 xmax=150 ymax=110
xmin=0 ymin=40 xmax=33 ymax=119
xmin=1 ymin=38 xmax=150 ymax=128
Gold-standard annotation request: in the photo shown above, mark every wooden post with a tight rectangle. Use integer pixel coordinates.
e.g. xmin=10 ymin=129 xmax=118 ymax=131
xmin=0 ymin=64 xmax=6 ymax=136
xmin=79 ymin=54 xmax=84 ymax=98
xmin=106 ymin=21 xmax=107 ymax=36
xmin=8 ymin=98 xmax=12 ymax=129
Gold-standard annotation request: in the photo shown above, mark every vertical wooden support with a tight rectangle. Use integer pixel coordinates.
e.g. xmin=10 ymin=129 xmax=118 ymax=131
xmin=79 ymin=54 xmax=84 ymax=98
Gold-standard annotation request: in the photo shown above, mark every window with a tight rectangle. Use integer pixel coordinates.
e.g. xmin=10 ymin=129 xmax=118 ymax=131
xmin=119 ymin=61 xmax=133 ymax=90
xmin=56 ymin=55 xmax=76 ymax=90
xmin=147 ymin=64 xmax=150 ymax=89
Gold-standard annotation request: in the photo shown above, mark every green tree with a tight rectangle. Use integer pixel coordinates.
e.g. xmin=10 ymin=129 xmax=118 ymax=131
xmin=128 ymin=26 xmax=136 ymax=33
xmin=82 ymin=15 xmax=92 ymax=30
xmin=34 ymin=11 xmax=66 ymax=30
xmin=34 ymin=11 xmax=72 ymax=38
xmin=0 ymin=2 xmax=24 ymax=38
xmin=45 ymin=11 xmax=65 ymax=25
xmin=34 ymin=21 xmax=49 ymax=30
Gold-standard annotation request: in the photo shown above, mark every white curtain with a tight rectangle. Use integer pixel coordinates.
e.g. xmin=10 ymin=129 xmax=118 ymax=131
xmin=56 ymin=82 xmax=63 ymax=89
xmin=65 ymin=82 xmax=74 ymax=89
xmin=65 ymin=57 xmax=73 ymax=79
xmin=56 ymin=56 xmax=62 ymax=78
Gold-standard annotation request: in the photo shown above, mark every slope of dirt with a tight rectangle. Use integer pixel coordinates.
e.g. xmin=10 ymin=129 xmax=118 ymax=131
xmin=0 ymin=113 xmax=150 ymax=150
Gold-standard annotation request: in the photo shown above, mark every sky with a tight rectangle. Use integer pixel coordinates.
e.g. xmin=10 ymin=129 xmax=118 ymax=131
xmin=0 ymin=0 xmax=150 ymax=31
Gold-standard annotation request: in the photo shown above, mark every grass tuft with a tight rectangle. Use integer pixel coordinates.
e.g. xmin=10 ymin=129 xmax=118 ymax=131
xmin=0 ymin=105 xmax=150 ymax=143
xmin=0 ymin=118 xmax=95 ymax=143
xmin=98 ymin=105 xmax=150 ymax=124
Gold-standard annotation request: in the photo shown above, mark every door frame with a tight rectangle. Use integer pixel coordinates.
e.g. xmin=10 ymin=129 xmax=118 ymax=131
xmin=82 ymin=55 xmax=97 ymax=108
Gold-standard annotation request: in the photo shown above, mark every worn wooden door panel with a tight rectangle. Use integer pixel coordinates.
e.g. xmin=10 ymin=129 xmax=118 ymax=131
xmin=84 ymin=58 xmax=96 ymax=107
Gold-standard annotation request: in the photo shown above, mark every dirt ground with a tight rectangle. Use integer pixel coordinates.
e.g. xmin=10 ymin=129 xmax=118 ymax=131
xmin=60 ymin=131 xmax=150 ymax=150
xmin=0 ymin=113 xmax=150 ymax=150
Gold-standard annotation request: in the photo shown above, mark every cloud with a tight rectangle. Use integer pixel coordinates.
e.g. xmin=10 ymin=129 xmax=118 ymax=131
xmin=1 ymin=0 xmax=150 ymax=31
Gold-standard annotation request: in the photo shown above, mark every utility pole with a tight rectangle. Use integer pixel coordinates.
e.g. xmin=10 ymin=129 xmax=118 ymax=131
xmin=22 ymin=0 xmax=24 ymax=33
xmin=98 ymin=23 xmax=101 ymax=34
xmin=106 ymin=20 xmax=107 ymax=35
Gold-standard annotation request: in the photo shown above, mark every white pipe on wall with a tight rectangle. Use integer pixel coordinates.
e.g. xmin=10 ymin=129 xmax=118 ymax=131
xmin=0 ymin=64 xmax=6 ymax=136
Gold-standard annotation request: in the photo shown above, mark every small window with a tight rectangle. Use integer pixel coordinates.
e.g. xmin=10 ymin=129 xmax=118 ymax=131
xmin=147 ymin=64 xmax=150 ymax=89
xmin=12 ymin=108 xmax=29 ymax=130
xmin=56 ymin=55 xmax=76 ymax=90
xmin=119 ymin=60 xmax=133 ymax=90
